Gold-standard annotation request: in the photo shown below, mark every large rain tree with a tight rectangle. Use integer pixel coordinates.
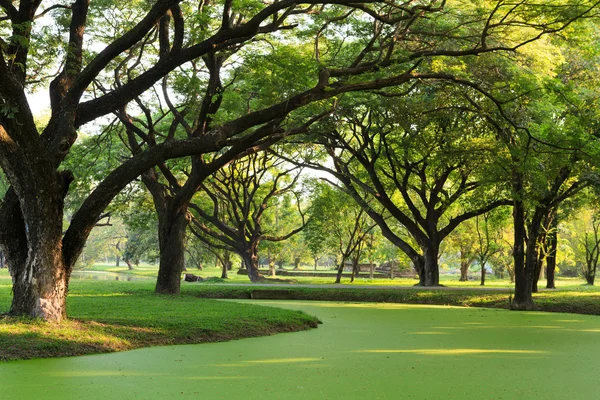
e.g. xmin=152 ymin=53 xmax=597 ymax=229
xmin=300 ymin=92 xmax=511 ymax=286
xmin=189 ymin=150 xmax=306 ymax=282
xmin=1 ymin=0 xmax=598 ymax=321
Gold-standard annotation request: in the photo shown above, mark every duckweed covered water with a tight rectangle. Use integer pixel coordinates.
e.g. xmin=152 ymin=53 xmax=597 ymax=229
xmin=2 ymin=301 xmax=600 ymax=399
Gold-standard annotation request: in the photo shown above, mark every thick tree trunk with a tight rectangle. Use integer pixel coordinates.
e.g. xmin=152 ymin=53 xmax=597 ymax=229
xmin=242 ymin=246 xmax=262 ymax=282
xmin=459 ymin=261 xmax=469 ymax=281
xmin=7 ymin=176 xmax=72 ymax=322
xmin=585 ymin=271 xmax=596 ymax=285
xmin=512 ymin=197 xmax=535 ymax=311
xmin=422 ymin=245 xmax=440 ymax=286
xmin=413 ymin=257 xmax=425 ymax=285
xmin=155 ymin=210 xmax=189 ymax=294
xmin=459 ymin=250 xmax=471 ymax=281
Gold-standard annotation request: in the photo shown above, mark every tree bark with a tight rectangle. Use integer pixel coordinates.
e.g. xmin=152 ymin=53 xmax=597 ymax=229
xmin=422 ymin=244 xmax=440 ymax=286
xmin=242 ymin=246 xmax=262 ymax=282
xmin=459 ymin=258 xmax=470 ymax=282
xmin=7 ymin=173 xmax=72 ymax=321
xmin=220 ymin=251 xmax=230 ymax=279
xmin=512 ymin=195 xmax=535 ymax=311
xmin=155 ymin=209 xmax=190 ymax=294
xmin=335 ymin=258 xmax=345 ymax=284
xmin=545 ymin=220 xmax=557 ymax=289
xmin=480 ymin=262 xmax=486 ymax=286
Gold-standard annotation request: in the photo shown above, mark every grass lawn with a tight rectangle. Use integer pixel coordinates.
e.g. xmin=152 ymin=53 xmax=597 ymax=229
xmin=0 ymin=270 xmax=319 ymax=361
xmin=3 ymin=300 xmax=600 ymax=399
xmin=81 ymin=262 xmax=588 ymax=288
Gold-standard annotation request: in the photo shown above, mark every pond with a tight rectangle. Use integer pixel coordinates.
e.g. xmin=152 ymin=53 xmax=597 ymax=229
xmin=69 ymin=270 xmax=153 ymax=282
xmin=2 ymin=301 xmax=600 ymax=399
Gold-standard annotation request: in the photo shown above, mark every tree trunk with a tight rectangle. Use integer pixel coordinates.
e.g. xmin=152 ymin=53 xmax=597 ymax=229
xmin=532 ymin=250 xmax=544 ymax=293
xmin=459 ymin=250 xmax=470 ymax=281
xmin=220 ymin=251 xmax=230 ymax=279
xmin=242 ymin=246 xmax=263 ymax=282
xmin=125 ymin=258 xmax=134 ymax=270
xmin=546 ymin=220 xmax=558 ymax=289
xmin=350 ymin=256 xmax=359 ymax=283
xmin=8 ymin=177 xmax=72 ymax=322
xmin=480 ymin=261 xmax=486 ymax=286
xmin=293 ymin=257 xmax=300 ymax=271
xmin=413 ymin=257 xmax=425 ymax=285
xmin=335 ymin=257 xmax=347 ymax=284
xmin=512 ymin=196 xmax=535 ymax=311
xmin=422 ymin=244 xmax=440 ymax=286
xmin=155 ymin=210 xmax=190 ymax=294
xmin=314 ymin=257 xmax=318 ymax=271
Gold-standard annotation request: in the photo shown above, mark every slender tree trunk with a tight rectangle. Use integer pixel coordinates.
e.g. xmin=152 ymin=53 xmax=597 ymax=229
xmin=480 ymin=261 xmax=486 ymax=286
xmin=350 ymin=256 xmax=359 ymax=283
xmin=220 ymin=251 xmax=230 ymax=279
xmin=314 ymin=256 xmax=318 ymax=271
xmin=155 ymin=210 xmax=190 ymax=294
xmin=335 ymin=257 xmax=347 ymax=284
xmin=532 ymin=249 xmax=544 ymax=293
xmin=546 ymin=219 xmax=558 ymax=289
xmin=459 ymin=250 xmax=470 ymax=281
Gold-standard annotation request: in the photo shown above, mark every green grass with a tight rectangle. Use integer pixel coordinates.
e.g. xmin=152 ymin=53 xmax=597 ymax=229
xmin=185 ymin=280 xmax=600 ymax=315
xmin=0 ymin=276 xmax=319 ymax=362
xmin=79 ymin=262 xmax=592 ymax=289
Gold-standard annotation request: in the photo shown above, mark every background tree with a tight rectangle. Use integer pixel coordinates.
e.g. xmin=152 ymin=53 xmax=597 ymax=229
xmin=307 ymin=181 xmax=375 ymax=283
xmin=189 ymin=151 xmax=305 ymax=281
xmin=303 ymin=91 xmax=510 ymax=286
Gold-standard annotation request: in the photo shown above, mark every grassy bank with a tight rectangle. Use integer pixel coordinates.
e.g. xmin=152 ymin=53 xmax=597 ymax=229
xmin=0 ymin=274 xmax=320 ymax=362
xmin=185 ymin=283 xmax=600 ymax=316
xmin=80 ymin=263 xmax=589 ymax=288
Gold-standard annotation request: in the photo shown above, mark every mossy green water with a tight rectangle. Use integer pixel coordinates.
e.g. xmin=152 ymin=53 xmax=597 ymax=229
xmin=2 ymin=300 xmax=600 ymax=400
